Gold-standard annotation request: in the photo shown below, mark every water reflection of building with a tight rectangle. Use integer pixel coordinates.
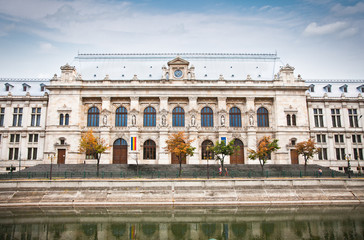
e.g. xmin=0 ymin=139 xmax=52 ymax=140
xmin=0 ymin=207 xmax=363 ymax=239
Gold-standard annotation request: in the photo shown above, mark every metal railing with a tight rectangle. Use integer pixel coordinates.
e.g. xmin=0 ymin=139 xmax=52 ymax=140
xmin=0 ymin=169 xmax=353 ymax=180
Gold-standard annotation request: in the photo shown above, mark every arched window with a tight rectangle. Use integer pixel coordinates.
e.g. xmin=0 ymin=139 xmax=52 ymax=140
xmin=144 ymin=107 xmax=156 ymax=127
xmin=59 ymin=114 xmax=64 ymax=125
xmin=173 ymin=107 xmax=185 ymax=127
xmin=65 ymin=114 xmax=69 ymax=125
xmin=229 ymin=107 xmax=242 ymax=127
xmin=287 ymin=114 xmax=291 ymax=126
xmin=292 ymin=114 xmax=296 ymax=126
xmin=143 ymin=140 xmax=156 ymax=159
xmin=87 ymin=107 xmax=100 ymax=127
xmin=257 ymin=107 xmax=269 ymax=127
xmin=201 ymin=107 xmax=213 ymax=127
xmin=115 ymin=107 xmax=127 ymax=127
xmin=201 ymin=140 xmax=214 ymax=160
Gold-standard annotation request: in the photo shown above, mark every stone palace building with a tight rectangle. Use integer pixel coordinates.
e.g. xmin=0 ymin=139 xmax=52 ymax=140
xmin=0 ymin=53 xmax=363 ymax=173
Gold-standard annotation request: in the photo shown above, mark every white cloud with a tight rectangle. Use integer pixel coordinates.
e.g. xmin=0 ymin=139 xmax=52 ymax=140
xmin=331 ymin=2 xmax=364 ymax=15
xmin=39 ymin=42 xmax=54 ymax=51
xmin=303 ymin=21 xmax=347 ymax=36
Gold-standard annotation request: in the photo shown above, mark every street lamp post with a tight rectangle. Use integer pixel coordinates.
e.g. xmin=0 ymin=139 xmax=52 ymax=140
xmin=48 ymin=152 xmax=55 ymax=180
xmin=346 ymin=154 xmax=351 ymax=178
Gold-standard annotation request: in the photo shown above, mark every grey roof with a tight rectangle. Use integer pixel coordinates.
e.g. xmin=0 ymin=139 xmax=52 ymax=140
xmin=0 ymin=78 xmax=50 ymax=97
xmin=305 ymin=79 xmax=364 ymax=98
xmin=73 ymin=53 xmax=282 ymax=81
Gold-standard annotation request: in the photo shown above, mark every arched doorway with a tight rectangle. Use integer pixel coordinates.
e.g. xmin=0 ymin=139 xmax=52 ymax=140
xmin=230 ymin=139 xmax=244 ymax=164
xmin=113 ymin=138 xmax=127 ymax=164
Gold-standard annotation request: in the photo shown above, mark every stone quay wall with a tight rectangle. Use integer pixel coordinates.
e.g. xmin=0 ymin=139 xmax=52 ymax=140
xmin=0 ymin=178 xmax=363 ymax=207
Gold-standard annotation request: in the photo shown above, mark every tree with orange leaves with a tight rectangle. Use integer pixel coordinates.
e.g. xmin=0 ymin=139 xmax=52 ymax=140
xmin=248 ymin=136 xmax=280 ymax=175
xmin=165 ymin=132 xmax=195 ymax=177
xmin=79 ymin=129 xmax=109 ymax=177
xmin=295 ymin=138 xmax=319 ymax=175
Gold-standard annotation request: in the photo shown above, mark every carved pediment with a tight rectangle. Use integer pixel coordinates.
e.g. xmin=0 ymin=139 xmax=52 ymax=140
xmin=167 ymin=57 xmax=190 ymax=66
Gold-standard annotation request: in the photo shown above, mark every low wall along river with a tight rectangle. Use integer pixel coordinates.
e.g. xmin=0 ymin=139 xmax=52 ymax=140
xmin=0 ymin=178 xmax=363 ymax=206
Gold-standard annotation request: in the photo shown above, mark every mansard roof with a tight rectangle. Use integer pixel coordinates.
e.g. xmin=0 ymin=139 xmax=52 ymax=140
xmin=73 ymin=52 xmax=281 ymax=80
xmin=0 ymin=78 xmax=49 ymax=96
xmin=306 ymin=79 xmax=364 ymax=98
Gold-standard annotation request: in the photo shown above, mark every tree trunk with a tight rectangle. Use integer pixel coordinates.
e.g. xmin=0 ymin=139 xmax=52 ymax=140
xmin=304 ymin=156 xmax=307 ymax=177
xmin=221 ymin=160 xmax=224 ymax=177
xmin=259 ymin=159 xmax=264 ymax=177
xmin=96 ymin=157 xmax=100 ymax=177
xmin=178 ymin=155 xmax=182 ymax=177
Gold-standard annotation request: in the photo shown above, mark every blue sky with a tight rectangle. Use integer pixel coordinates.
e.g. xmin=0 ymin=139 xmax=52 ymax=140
xmin=0 ymin=0 xmax=363 ymax=79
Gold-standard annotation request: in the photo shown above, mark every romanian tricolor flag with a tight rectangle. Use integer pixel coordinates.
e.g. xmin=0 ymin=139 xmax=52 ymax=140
xmin=131 ymin=137 xmax=137 ymax=151
xmin=130 ymin=225 xmax=136 ymax=239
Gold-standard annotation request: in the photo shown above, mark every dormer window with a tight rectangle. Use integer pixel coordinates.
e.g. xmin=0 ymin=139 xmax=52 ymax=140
xmin=309 ymin=84 xmax=315 ymax=92
xmin=5 ymin=83 xmax=13 ymax=91
xmin=357 ymin=85 xmax=364 ymax=93
xmin=22 ymin=83 xmax=30 ymax=92
xmin=340 ymin=84 xmax=348 ymax=93
xmin=324 ymin=84 xmax=332 ymax=93
xmin=40 ymin=84 xmax=45 ymax=92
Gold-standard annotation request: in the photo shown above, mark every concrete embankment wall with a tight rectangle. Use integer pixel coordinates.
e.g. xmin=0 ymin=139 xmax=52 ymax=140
xmin=0 ymin=178 xmax=363 ymax=206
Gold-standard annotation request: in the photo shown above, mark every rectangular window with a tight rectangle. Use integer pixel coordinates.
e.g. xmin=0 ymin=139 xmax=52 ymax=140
xmin=353 ymin=148 xmax=364 ymax=160
xmin=0 ymin=107 xmax=4 ymax=126
xmin=28 ymin=134 xmax=39 ymax=143
xmin=318 ymin=148 xmax=328 ymax=160
xmin=31 ymin=108 xmax=41 ymax=126
xmin=334 ymin=134 xmax=344 ymax=143
xmin=10 ymin=134 xmax=20 ymax=143
xmin=331 ymin=109 xmax=341 ymax=127
xmin=352 ymin=135 xmax=362 ymax=143
xmin=12 ymin=107 xmax=23 ymax=127
xmin=313 ymin=108 xmax=324 ymax=127
xmin=316 ymin=134 xmax=326 ymax=143
xmin=336 ymin=148 xmax=345 ymax=160
xmin=348 ymin=109 xmax=359 ymax=127
xmin=27 ymin=148 xmax=37 ymax=160
xmin=8 ymin=148 xmax=19 ymax=160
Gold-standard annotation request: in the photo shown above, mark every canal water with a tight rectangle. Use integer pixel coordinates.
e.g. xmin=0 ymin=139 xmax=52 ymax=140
xmin=0 ymin=205 xmax=363 ymax=240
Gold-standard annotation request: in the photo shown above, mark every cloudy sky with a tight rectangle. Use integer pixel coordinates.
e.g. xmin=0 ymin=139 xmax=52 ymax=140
xmin=0 ymin=0 xmax=363 ymax=79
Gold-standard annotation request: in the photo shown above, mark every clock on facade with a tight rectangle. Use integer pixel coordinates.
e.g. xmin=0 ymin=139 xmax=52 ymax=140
xmin=174 ymin=69 xmax=183 ymax=78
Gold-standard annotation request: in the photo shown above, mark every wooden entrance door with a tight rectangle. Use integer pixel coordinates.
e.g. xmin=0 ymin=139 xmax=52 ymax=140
xmin=230 ymin=139 xmax=244 ymax=164
xmin=172 ymin=153 xmax=186 ymax=164
xmin=290 ymin=149 xmax=299 ymax=164
xmin=113 ymin=139 xmax=128 ymax=164
xmin=57 ymin=149 xmax=66 ymax=164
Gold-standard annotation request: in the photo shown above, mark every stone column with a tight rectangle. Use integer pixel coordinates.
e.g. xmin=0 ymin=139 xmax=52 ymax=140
xmin=188 ymin=97 xmax=199 ymax=164
xmin=246 ymin=97 xmax=256 ymax=164
xmin=158 ymin=97 xmax=169 ymax=164
xmin=159 ymin=223 xmax=168 ymax=239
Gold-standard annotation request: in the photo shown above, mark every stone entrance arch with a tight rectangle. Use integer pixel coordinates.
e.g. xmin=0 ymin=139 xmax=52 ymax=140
xmin=113 ymin=138 xmax=127 ymax=164
xmin=230 ymin=139 xmax=244 ymax=164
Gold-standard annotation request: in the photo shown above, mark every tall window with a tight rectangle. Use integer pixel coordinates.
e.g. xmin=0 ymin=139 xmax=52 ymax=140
xmin=229 ymin=107 xmax=241 ymax=127
xmin=313 ymin=108 xmax=324 ymax=127
xmin=12 ymin=107 xmax=23 ymax=126
xmin=334 ymin=134 xmax=344 ymax=144
xmin=60 ymin=114 xmax=64 ymax=125
xmin=143 ymin=140 xmax=156 ymax=159
xmin=353 ymin=148 xmax=364 ymax=160
xmin=87 ymin=107 xmax=99 ymax=127
xmin=27 ymin=148 xmax=37 ymax=160
xmin=348 ymin=109 xmax=359 ymax=127
xmin=316 ymin=134 xmax=326 ymax=143
xmin=331 ymin=109 xmax=341 ymax=127
xmin=28 ymin=134 xmax=39 ymax=143
xmin=31 ymin=107 xmax=41 ymax=126
xmin=318 ymin=148 xmax=328 ymax=160
xmin=336 ymin=148 xmax=345 ymax=160
xmin=257 ymin=107 xmax=269 ymax=127
xmin=201 ymin=140 xmax=214 ymax=160
xmin=0 ymin=108 xmax=4 ymax=126
xmin=9 ymin=148 xmax=19 ymax=160
xmin=172 ymin=107 xmax=185 ymax=127
xmin=116 ymin=107 xmax=128 ymax=127
xmin=352 ymin=134 xmax=362 ymax=143
xmin=65 ymin=114 xmax=69 ymax=125
xmin=201 ymin=107 xmax=213 ymax=127
xmin=10 ymin=134 xmax=20 ymax=143
xmin=144 ymin=107 xmax=156 ymax=127
xmin=292 ymin=114 xmax=296 ymax=126
xmin=287 ymin=115 xmax=291 ymax=126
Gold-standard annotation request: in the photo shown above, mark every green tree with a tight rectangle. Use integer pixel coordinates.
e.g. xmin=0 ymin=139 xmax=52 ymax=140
xmin=79 ymin=129 xmax=109 ymax=177
xmin=165 ymin=132 xmax=196 ymax=177
xmin=209 ymin=139 xmax=239 ymax=176
xmin=248 ymin=136 xmax=280 ymax=176
xmin=295 ymin=138 xmax=319 ymax=176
